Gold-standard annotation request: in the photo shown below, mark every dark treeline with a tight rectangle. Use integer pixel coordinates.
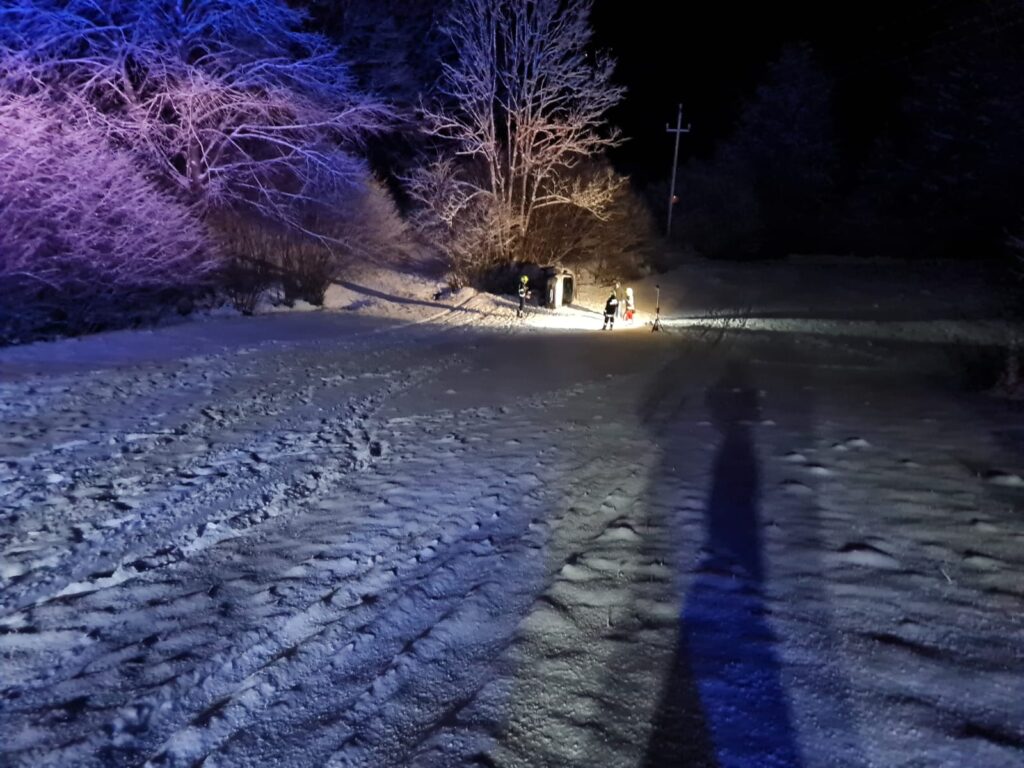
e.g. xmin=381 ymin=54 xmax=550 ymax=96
xmin=596 ymin=0 xmax=1024 ymax=262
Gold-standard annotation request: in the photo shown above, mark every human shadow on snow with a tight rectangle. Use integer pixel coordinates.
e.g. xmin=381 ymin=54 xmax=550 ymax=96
xmin=641 ymin=359 xmax=804 ymax=768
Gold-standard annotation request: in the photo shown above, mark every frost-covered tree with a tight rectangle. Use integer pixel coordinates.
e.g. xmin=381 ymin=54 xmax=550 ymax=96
xmin=0 ymin=0 xmax=391 ymax=235
xmin=410 ymin=0 xmax=625 ymax=281
xmin=0 ymin=92 xmax=212 ymax=338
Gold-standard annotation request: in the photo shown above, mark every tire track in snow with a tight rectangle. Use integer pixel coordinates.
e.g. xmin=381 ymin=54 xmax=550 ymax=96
xmin=1 ymin=372 xmax=598 ymax=767
xmin=136 ymin=387 xmax=631 ymax=767
xmin=138 ymin=432 xmax=557 ymax=765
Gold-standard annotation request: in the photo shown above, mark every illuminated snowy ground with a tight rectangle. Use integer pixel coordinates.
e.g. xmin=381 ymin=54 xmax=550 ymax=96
xmin=1 ymin=264 xmax=1023 ymax=767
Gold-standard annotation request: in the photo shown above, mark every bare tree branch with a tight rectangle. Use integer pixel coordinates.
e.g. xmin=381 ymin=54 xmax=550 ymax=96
xmin=411 ymin=0 xmax=624 ymax=277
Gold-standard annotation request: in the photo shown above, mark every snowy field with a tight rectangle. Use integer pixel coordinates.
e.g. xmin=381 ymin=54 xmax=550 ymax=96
xmin=1 ymin=261 xmax=1023 ymax=767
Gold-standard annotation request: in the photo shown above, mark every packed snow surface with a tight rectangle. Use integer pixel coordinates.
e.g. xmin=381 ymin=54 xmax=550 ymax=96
xmin=1 ymin=261 xmax=1022 ymax=767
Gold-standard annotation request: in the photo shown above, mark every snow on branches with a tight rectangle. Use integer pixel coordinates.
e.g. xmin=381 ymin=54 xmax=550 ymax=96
xmin=0 ymin=0 xmax=392 ymax=229
xmin=0 ymin=92 xmax=212 ymax=335
xmin=412 ymin=0 xmax=625 ymax=275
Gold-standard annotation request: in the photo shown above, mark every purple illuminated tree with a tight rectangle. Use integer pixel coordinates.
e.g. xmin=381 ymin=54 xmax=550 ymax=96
xmin=0 ymin=91 xmax=212 ymax=335
xmin=409 ymin=0 xmax=625 ymax=283
xmin=0 ymin=0 xmax=392 ymax=235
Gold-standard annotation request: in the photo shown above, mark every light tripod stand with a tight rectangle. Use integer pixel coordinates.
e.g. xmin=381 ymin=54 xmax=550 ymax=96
xmin=651 ymin=284 xmax=662 ymax=332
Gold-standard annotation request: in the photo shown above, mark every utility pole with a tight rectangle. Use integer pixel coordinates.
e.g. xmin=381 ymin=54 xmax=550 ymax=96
xmin=665 ymin=103 xmax=691 ymax=238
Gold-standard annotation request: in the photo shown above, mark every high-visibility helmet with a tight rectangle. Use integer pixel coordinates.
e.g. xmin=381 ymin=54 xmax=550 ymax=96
xmin=520 ymin=275 xmax=529 ymax=283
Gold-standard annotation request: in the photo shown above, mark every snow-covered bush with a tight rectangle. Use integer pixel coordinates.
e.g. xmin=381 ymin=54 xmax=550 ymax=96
xmin=217 ymin=249 xmax=276 ymax=315
xmin=279 ymin=238 xmax=334 ymax=306
xmin=211 ymin=213 xmax=329 ymax=307
xmin=0 ymin=0 xmax=400 ymax=338
xmin=584 ymin=183 xmax=655 ymax=283
xmin=406 ymin=158 xmax=509 ymax=288
xmin=519 ymin=164 xmax=654 ymax=282
xmin=0 ymin=93 xmax=212 ymax=341
xmin=212 ymin=179 xmax=414 ymax=306
xmin=0 ymin=0 xmax=390 ymax=233
xmin=336 ymin=179 xmax=417 ymax=266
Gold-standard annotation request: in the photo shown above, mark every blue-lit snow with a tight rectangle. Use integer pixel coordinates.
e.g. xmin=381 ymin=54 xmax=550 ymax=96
xmin=1 ymin=262 xmax=1022 ymax=768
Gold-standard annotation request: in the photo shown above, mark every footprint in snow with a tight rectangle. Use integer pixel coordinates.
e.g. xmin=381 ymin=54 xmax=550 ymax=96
xmin=599 ymin=523 xmax=641 ymax=542
xmin=832 ymin=437 xmax=870 ymax=452
xmin=969 ymin=518 xmax=1000 ymax=533
xmin=803 ymin=464 xmax=834 ymax=477
xmin=559 ymin=563 xmax=594 ymax=582
xmin=781 ymin=479 xmax=814 ymax=496
xmin=985 ymin=471 xmax=1024 ymax=488
xmin=783 ymin=452 xmax=808 ymax=464
xmin=831 ymin=542 xmax=900 ymax=570
xmin=962 ymin=550 xmax=1004 ymax=570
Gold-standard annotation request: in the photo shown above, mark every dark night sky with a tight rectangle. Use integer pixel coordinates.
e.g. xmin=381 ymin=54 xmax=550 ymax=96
xmin=590 ymin=0 xmax=999 ymax=182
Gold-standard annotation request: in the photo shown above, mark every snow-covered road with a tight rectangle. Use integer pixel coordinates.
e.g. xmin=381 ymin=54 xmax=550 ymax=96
xmin=2 ymin=312 xmax=1023 ymax=767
